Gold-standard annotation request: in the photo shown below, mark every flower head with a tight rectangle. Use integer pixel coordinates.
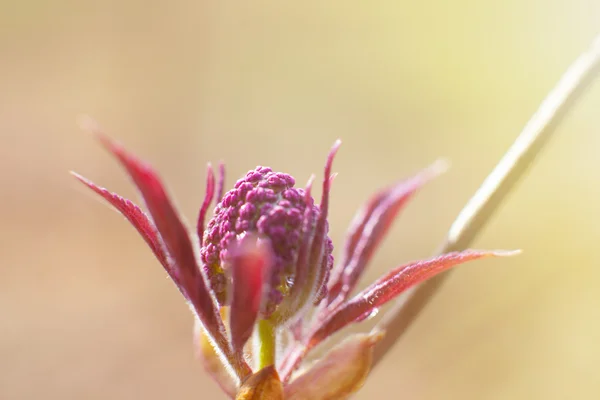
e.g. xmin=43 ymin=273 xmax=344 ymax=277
xmin=201 ymin=166 xmax=333 ymax=321
xmin=74 ymin=126 xmax=514 ymax=399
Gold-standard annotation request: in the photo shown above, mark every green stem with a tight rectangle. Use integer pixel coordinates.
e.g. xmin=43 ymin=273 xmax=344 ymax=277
xmin=257 ymin=319 xmax=276 ymax=369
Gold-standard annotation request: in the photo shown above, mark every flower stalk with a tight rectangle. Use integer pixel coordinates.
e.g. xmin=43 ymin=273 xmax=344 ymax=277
xmin=371 ymin=33 xmax=600 ymax=368
xmin=256 ymin=319 xmax=277 ymax=370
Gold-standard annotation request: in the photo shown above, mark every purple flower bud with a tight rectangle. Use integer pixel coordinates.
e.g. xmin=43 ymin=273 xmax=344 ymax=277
xmin=200 ymin=167 xmax=334 ymax=319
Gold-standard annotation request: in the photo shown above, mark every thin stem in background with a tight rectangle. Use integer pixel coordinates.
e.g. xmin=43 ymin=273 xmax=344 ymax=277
xmin=371 ymin=34 xmax=600 ymax=368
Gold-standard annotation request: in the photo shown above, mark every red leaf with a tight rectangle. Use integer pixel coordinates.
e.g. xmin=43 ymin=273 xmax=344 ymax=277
xmin=271 ymin=142 xmax=340 ymax=324
xmin=91 ymin=133 xmax=252 ymax=374
xmin=326 ymin=160 xmax=448 ymax=306
xmin=271 ymin=176 xmax=316 ymax=323
xmin=216 ymin=161 xmax=226 ymax=204
xmin=229 ymin=235 xmax=273 ymax=353
xmin=310 ymin=250 xmax=517 ymax=349
xmin=71 ymin=172 xmax=171 ymax=273
xmin=300 ymin=140 xmax=340 ymax=307
xmin=197 ymin=164 xmax=215 ymax=246
xmin=326 ymin=187 xmax=389 ymax=301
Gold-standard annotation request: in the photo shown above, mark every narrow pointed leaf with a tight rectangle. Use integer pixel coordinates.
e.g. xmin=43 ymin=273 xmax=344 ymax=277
xmin=71 ymin=172 xmax=171 ymax=272
xmin=197 ymin=163 xmax=215 ymax=246
xmin=284 ymin=332 xmax=383 ymax=400
xmin=326 ymin=187 xmax=393 ymax=300
xmin=229 ymin=235 xmax=273 ymax=353
xmin=310 ymin=143 xmax=340 ymax=301
xmin=194 ymin=317 xmax=238 ymax=399
xmin=279 ymin=250 xmax=516 ymax=380
xmin=271 ymin=176 xmax=316 ymax=323
xmin=235 ymin=366 xmax=283 ymax=400
xmin=327 ymin=160 xmax=448 ymax=305
xmin=216 ymin=161 xmax=226 ymax=203
xmin=97 ymin=135 xmax=221 ymax=327
xmin=289 ymin=141 xmax=340 ymax=318
xmin=311 ymin=250 xmax=516 ymax=348
xmin=92 ymin=132 xmax=250 ymax=378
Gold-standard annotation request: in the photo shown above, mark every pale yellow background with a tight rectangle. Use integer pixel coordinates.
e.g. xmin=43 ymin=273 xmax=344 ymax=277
xmin=2 ymin=1 xmax=600 ymax=399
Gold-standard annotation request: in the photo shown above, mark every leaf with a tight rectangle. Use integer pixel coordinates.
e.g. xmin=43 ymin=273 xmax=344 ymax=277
xmin=216 ymin=161 xmax=226 ymax=203
xmin=197 ymin=163 xmax=215 ymax=246
xmin=87 ymin=130 xmax=250 ymax=378
xmin=194 ymin=317 xmax=238 ymax=399
xmin=284 ymin=332 xmax=383 ymax=400
xmin=271 ymin=176 xmax=316 ymax=323
xmin=235 ymin=366 xmax=283 ymax=400
xmin=284 ymin=141 xmax=340 ymax=319
xmin=310 ymin=250 xmax=517 ymax=349
xmin=96 ymin=135 xmax=226 ymax=332
xmin=310 ymin=144 xmax=340 ymax=305
xmin=326 ymin=160 xmax=448 ymax=306
xmin=229 ymin=235 xmax=273 ymax=353
xmin=279 ymin=250 xmax=515 ymax=381
xmin=71 ymin=172 xmax=171 ymax=273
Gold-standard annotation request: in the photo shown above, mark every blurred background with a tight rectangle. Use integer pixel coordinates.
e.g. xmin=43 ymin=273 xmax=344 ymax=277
xmin=1 ymin=1 xmax=600 ymax=399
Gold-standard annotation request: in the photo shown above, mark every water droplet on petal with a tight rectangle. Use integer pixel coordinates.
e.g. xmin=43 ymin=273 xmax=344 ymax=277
xmin=366 ymin=308 xmax=379 ymax=320
xmin=357 ymin=308 xmax=379 ymax=322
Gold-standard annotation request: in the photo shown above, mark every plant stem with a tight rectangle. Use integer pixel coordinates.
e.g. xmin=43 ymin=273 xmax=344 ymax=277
xmin=371 ymin=34 xmax=600 ymax=368
xmin=257 ymin=319 xmax=276 ymax=369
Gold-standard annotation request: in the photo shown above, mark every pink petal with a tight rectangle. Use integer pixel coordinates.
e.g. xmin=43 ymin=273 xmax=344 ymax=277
xmin=310 ymin=250 xmax=516 ymax=348
xmin=71 ymin=172 xmax=171 ymax=273
xmin=229 ymin=235 xmax=273 ymax=353
xmin=197 ymin=163 xmax=215 ymax=246
xmin=327 ymin=160 xmax=448 ymax=306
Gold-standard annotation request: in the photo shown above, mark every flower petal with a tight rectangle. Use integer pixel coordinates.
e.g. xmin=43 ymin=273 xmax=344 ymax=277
xmin=71 ymin=172 xmax=171 ymax=272
xmin=284 ymin=332 xmax=383 ymax=400
xmin=235 ymin=366 xmax=283 ymax=400
xmin=311 ymin=250 xmax=517 ymax=348
xmin=194 ymin=317 xmax=238 ymax=399
xmin=327 ymin=160 xmax=448 ymax=306
xmin=229 ymin=235 xmax=273 ymax=353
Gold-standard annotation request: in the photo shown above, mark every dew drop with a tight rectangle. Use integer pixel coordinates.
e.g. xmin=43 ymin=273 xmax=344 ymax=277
xmin=356 ymin=307 xmax=379 ymax=322
xmin=365 ymin=308 xmax=379 ymax=320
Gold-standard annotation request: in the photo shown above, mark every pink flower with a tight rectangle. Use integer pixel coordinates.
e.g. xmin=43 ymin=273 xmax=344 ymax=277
xmin=73 ymin=129 xmax=513 ymax=399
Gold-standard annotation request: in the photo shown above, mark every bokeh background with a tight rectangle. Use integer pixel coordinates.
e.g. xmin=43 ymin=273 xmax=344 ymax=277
xmin=2 ymin=1 xmax=600 ymax=399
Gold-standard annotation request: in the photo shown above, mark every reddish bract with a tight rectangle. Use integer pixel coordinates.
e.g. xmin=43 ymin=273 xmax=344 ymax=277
xmin=229 ymin=235 xmax=273 ymax=353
